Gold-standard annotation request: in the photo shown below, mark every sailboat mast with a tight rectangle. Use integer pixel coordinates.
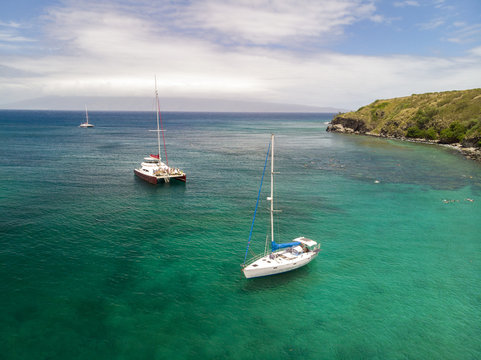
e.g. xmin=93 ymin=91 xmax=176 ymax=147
xmin=270 ymin=134 xmax=274 ymax=244
xmin=154 ymin=78 xmax=162 ymax=166
xmin=154 ymin=77 xmax=169 ymax=167
xmin=85 ymin=105 xmax=89 ymax=124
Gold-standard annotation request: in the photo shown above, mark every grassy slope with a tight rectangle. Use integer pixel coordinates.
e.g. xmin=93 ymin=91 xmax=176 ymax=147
xmin=335 ymin=88 xmax=481 ymax=147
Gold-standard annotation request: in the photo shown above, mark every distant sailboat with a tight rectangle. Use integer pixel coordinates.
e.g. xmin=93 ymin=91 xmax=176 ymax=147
xmin=242 ymin=134 xmax=320 ymax=279
xmin=134 ymin=79 xmax=186 ymax=184
xmin=79 ymin=106 xmax=94 ymax=128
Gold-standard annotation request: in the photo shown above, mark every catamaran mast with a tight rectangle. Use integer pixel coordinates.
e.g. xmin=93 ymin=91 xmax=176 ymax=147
xmin=154 ymin=78 xmax=162 ymax=166
xmin=154 ymin=77 xmax=169 ymax=167
xmin=85 ymin=105 xmax=89 ymax=124
xmin=270 ymin=134 xmax=274 ymax=244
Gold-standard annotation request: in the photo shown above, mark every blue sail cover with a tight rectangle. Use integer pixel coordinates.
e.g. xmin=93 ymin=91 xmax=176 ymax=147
xmin=271 ymin=241 xmax=301 ymax=252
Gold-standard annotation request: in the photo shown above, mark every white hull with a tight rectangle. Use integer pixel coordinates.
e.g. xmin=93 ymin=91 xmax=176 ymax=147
xmin=243 ymin=246 xmax=320 ymax=279
xmin=79 ymin=123 xmax=94 ymax=128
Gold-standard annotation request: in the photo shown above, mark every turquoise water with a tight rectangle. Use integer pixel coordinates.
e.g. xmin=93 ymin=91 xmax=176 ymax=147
xmin=1 ymin=110 xmax=480 ymax=359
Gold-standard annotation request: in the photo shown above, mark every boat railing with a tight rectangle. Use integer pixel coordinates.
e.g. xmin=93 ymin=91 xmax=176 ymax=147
xmin=241 ymin=252 xmax=268 ymax=267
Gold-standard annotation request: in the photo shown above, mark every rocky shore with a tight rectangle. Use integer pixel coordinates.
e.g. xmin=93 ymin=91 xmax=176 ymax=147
xmin=326 ymin=117 xmax=481 ymax=162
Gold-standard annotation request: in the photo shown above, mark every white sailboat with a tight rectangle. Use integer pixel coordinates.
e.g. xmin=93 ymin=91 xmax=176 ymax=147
xmin=79 ymin=106 xmax=94 ymax=128
xmin=134 ymin=79 xmax=186 ymax=184
xmin=242 ymin=134 xmax=320 ymax=279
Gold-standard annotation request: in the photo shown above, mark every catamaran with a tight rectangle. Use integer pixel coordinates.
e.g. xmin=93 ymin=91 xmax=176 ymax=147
xmin=79 ymin=106 xmax=94 ymax=128
xmin=242 ymin=134 xmax=320 ymax=279
xmin=134 ymin=80 xmax=186 ymax=184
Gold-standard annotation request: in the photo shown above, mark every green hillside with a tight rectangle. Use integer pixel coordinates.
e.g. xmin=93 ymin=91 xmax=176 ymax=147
xmin=329 ymin=88 xmax=481 ymax=148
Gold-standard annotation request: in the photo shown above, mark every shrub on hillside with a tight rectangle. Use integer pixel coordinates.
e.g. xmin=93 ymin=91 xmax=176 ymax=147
xmin=425 ymin=127 xmax=438 ymax=140
xmin=406 ymin=126 xmax=424 ymax=138
xmin=439 ymin=122 xmax=466 ymax=143
xmin=413 ymin=108 xmax=438 ymax=129
xmin=405 ymin=126 xmax=438 ymax=140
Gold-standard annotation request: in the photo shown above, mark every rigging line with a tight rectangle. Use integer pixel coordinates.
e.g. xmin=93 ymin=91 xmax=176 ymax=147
xmin=264 ymin=232 xmax=269 ymax=256
xmin=243 ymin=141 xmax=271 ymax=266
xmin=150 ymin=94 xmax=159 ymax=157
xmin=157 ymin=95 xmax=168 ymax=167
xmin=275 ymin=198 xmax=281 ymax=243
xmin=155 ymin=78 xmax=169 ymax=167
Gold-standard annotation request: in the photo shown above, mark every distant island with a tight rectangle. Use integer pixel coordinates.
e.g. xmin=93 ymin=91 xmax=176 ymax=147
xmin=327 ymin=88 xmax=481 ymax=161
xmin=0 ymin=96 xmax=346 ymax=113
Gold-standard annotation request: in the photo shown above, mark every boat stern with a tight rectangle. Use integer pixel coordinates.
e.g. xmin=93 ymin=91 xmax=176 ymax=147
xmin=134 ymin=168 xmax=159 ymax=184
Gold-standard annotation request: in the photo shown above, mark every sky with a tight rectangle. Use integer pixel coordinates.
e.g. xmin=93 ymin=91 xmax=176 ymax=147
xmin=0 ymin=0 xmax=480 ymax=111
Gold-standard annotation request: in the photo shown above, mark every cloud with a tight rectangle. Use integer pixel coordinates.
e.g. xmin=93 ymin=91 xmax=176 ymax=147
xmin=0 ymin=21 xmax=35 ymax=44
xmin=0 ymin=0 xmax=480 ymax=110
xmin=432 ymin=0 xmax=455 ymax=11
xmin=0 ymin=31 xmax=35 ymax=43
xmin=446 ymin=23 xmax=481 ymax=44
xmin=393 ymin=1 xmax=420 ymax=7
xmin=180 ymin=0 xmax=379 ymax=45
xmin=0 ymin=21 xmax=21 ymax=28
xmin=469 ymin=46 xmax=481 ymax=57
xmin=420 ymin=18 xmax=445 ymax=30
xmin=413 ymin=2 xmax=481 ymax=46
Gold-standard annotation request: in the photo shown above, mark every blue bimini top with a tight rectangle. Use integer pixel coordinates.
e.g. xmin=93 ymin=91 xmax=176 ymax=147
xmin=271 ymin=240 xmax=301 ymax=252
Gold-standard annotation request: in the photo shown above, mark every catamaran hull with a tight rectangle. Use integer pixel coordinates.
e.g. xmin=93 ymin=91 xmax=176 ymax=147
xmin=242 ymin=252 xmax=319 ymax=279
xmin=134 ymin=169 xmax=186 ymax=184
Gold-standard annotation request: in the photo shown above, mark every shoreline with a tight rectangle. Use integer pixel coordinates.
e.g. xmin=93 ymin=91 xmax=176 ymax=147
xmin=326 ymin=124 xmax=481 ymax=162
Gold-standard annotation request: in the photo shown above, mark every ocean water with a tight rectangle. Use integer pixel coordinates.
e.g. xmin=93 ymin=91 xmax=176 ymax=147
xmin=1 ymin=110 xmax=480 ymax=359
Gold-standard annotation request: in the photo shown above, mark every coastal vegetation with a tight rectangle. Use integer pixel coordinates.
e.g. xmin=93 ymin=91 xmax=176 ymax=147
xmin=327 ymin=88 xmax=481 ymax=159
